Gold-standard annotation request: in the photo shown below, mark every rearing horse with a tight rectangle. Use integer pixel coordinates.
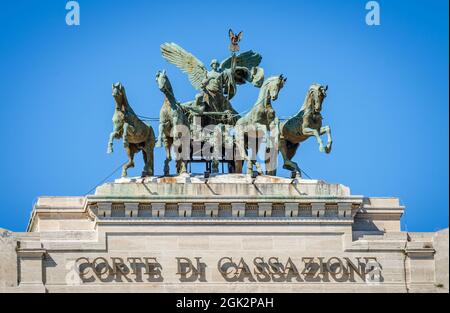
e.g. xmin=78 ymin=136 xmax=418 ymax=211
xmin=235 ymin=75 xmax=286 ymax=174
xmin=155 ymin=70 xmax=190 ymax=175
xmin=279 ymin=83 xmax=332 ymax=176
xmin=107 ymin=82 xmax=156 ymax=177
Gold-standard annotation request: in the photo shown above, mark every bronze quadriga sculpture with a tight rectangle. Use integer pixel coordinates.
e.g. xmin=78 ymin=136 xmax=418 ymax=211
xmin=107 ymin=30 xmax=332 ymax=178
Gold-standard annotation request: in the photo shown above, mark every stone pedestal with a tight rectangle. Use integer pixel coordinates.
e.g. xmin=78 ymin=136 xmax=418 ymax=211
xmin=0 ymin=174 xmax=448 ymax=293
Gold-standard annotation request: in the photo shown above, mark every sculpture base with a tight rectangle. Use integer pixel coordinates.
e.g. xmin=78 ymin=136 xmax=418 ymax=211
xmin=1 ymin=174 xmax=448 ymax=293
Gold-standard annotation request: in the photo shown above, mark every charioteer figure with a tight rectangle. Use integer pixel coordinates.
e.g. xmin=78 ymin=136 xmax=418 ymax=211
xmin=160 ymin=35 xmax=264 ymax=127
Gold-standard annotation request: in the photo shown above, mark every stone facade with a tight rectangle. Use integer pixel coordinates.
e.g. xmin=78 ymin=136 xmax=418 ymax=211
xmin=0 ymin=228 xmax=18 ymax=291
xmin=0 ymin=174 xmax=448 ymax=293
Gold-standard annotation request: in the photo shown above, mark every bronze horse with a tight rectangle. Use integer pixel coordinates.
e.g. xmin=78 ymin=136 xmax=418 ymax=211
xmin=278 ymin=83 xmax=332 ymax=176
xmin=107 ymin=82 xmax=156 ymax=177
xmin=235 ymin=75 xmax=286 ymax=174
xmin=155 ymin=70 xmax=190 ymax=175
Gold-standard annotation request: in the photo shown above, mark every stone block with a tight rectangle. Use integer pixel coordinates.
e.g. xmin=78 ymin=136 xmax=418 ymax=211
xmin=311 ymin=202 xmax=326 ymax=218
xmin=178 ymin=203 xmax=193 ymax=218
xmin=151 ymin=203 xmax=165 ymax=218
xmin=204 ymin=203 xmax=219 ymax=217
xmin=124 ymin=203 xmax=139 ymax=218
xmin=97 ymin=202 xmax=112 ymax=218
xmin=258 ymin=203 xmax=272 ymax=217
xmin=285 ymin=203 xmax=299 ymax=217
xmin=231 ymin=203 xmax=245 ymax=218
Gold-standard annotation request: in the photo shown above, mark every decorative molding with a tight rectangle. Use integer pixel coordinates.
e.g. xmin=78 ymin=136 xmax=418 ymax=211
xmin=151 ymin=203 xmax=165 ymax=218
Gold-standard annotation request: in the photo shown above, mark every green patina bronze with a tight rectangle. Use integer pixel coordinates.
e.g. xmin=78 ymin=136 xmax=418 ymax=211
xmin=235 ymin=75 xmax=286 ymax=175
xmin=279 ymin=84 xmax=332 ymax=176
xmin=157 ymin=32 xmax=266 ymax=175
xmin=155 ymin=70 xmax=190 ymax=176
xmin=107 ymin=83 xmax=156 ymax=177
xmin=106 ymin=30 xmax=333 ymax=178
xmin=160 ymin=42 xmax=264 ymax=127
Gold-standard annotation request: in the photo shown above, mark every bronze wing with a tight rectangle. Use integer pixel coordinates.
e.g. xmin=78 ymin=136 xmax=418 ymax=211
xmin=160 ymin=43 xmax=208 ymax=90
xmin=219 ymin=50 xmax=262 ymax=71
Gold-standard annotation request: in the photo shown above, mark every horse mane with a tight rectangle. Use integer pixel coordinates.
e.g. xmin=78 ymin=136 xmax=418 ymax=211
xmin=253 ymin=76 xmax=281 ymax=107
xmin=120 ymin=86 xmax=136 ymax=115
xmin=262 ymin=75 xmax=281 ymax=87
xmin=296 ymin=83 xmax=321 ymax=116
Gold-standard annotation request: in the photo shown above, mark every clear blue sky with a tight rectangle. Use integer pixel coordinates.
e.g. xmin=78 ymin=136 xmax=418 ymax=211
xmin=0 ymin=0 xmax=448 ymax=232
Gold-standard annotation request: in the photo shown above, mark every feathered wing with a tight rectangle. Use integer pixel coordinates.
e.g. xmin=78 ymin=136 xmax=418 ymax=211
xmin=236 ymin=31 xmax=243 ymax=42
xmin=220 ymin=50 xmax=262 ymax=71
xmin=160 ymin=43 xmax=207 ymax=90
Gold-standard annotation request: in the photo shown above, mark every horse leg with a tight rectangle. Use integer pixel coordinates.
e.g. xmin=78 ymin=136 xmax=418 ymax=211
xmin=107 ymin=131 xmax=118 ymax=154
xmin=265 ymin=144 xmax=278 ymax=176
xmin=163 ymin=137 xmax=173 ymax=176
xmin=232 ymin=141 xmax=243 ymax=174
xmin=122 ymin=123 xmax=130 ymax=147
xmin=241 ymin=135 xmax=254 ymax=175
xmin=286 ymin=142 xmax=300 ymax=173
xmin=156 ymin=121 xmax=165 ymax=148
xmin=303 ymin=127 xmax=325 ymax=153
xmin=149 ymin=129 xmax=156 ymax=176
xmin=253 ymin=137 xmax=263 ymax=175
xmin=212 ymin=159 xmax=219 ymax=174
xmin=281 ymin=139 xmax=301 ymax=174
xmin=174 ymin=140 xmax=187 ymax=175
xmin=176 ymin=160 xmax=187 ymax=174
xmin=320 ymin=125 xmax=332 ymax=154
xmin=142 ymin=143 xmax=154 ymax=177
xmin=265 ymin=119 xmax=280 ymax=176
xmin=164 ymin=158 xmax=170 ymax=176
xmin=148 ymin=143 xmax=154 ymax=176
xmin=234 ymin=128 xmax=249 ymax=174
xmin=228 ymin=161 xmax=235 ymax=174
xmin=122 ymin=145 xmax=135 ymax=177
xmin=142 ymin=148 xmax=149 ymax=177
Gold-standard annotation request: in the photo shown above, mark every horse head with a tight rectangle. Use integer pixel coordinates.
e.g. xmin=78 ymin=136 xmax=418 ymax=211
xmin=112 ymin=82 xmax=126 ymax=104
xmin=308 ymin=84 xmax=328 ymax=113
xmin=156 ymin=70 xmax=173 ymax=95
xmin=267 ymin=75 xmax=287 ymax=101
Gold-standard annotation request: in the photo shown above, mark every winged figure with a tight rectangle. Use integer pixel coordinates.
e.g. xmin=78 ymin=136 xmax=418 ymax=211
xmin=160 ymin=42 xmax=264 ymax=126
xmin=160 ymin=43 xmax=208 ymax=91
xmin=228 ymin=29 xmax=243 ymax=52
xmin=160 ymin=43 xmax=263 ymax=90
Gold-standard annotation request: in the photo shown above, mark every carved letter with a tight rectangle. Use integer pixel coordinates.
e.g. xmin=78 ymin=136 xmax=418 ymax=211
xmin=253 ymin=257 xmax=271 ymax=282
xmin=218 ymin=257 xmax=239 ymax=282
xmin=176 ymin=257 xmax=206 ymax=282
